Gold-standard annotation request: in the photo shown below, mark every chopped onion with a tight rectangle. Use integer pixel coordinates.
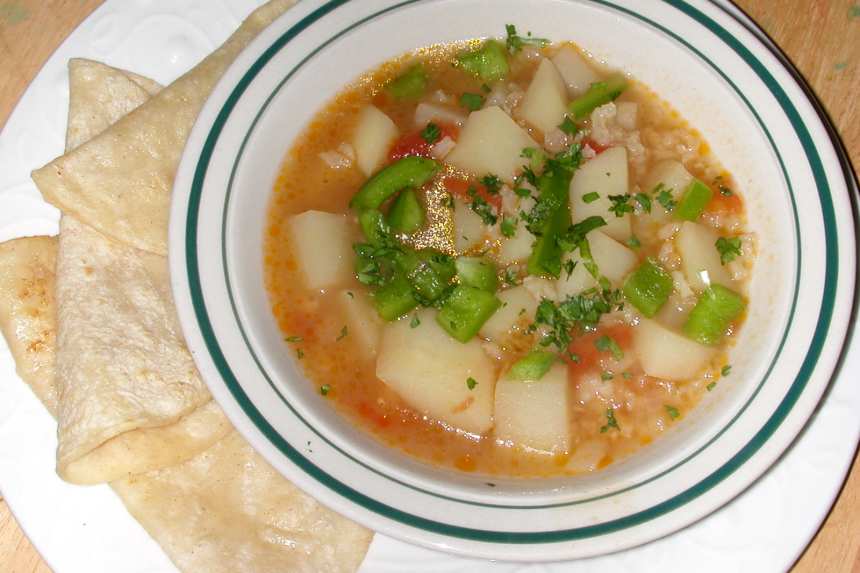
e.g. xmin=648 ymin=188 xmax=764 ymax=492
xmin=430 ymin=136 xmax=456 ymax=159
xmin=616 ymin=101 xmax=638 ymax=130
xmin=414 ymin=102 xmax=467 ymax=128
xmin=319 ymin=149 xmax=352 ymax=169
xmin=337 ymin=142 xmax=355 ymax=160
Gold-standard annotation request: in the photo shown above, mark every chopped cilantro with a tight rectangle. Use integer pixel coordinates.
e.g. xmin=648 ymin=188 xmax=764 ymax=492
xmin=410 ymin=315 xmax=421 ymax=328
xmin=521 ymin=147 xmax=547 ymax=172
xmin=545 ymin=143 xmax=583 ymax=173
xmin=420 ymin=122 xmax=441 ymax=144
xmin=721 ymin=364 xmax=732 ymax=376
xmin=320 ymin=384 xmax=331 ymax=396
xmin=715 ymin=236 xmax=742 ymax=264
xmin=480 ymin=174 xmax=502 ymax=195
xmin=622 ymin=371 xmax=632 ymax=380
xmin=346 ymin=291 xmax=354 ymax=298
xmin=501 ymin=217 xmax=518 ymax=238
xmin=600 ymin=408 xmax=620 ymax=433
xmin=296 ymin=348 xmax=305 ymax=359
xmin=608 ymin=194 xmax=634 ymax=217
xmin=595 ymin=335 xmax=624 ymax=360
xmin=504 ymin=24 xmax=549 ymax=54
xmin=459 ymin=92 xmax=484 ymax=111
xmin=664 ymin=405 xmax=680 ymax=419
xmin=706 ymin=382 xmax=717 ymax=391
xmin=513 ymin=186 xmax=533 ymax=198
xmin=719 ymin=185 xmax=733 ymax=197
xmin=503 ymin=266 xmax=519 ymax=285
xmin=469 ymin=188 xmax=498 ymax=225
xmin=559 ymin=115 xmax=579 ymax=136
xmin=563 ymin=259 xmax=576 ymax=278
xmin=558 ymin=216 xmax=607 ymax=252
xmin=336 ymin=325 xmax=348 ymax=341
xmin=582 ymin=191 xmax=600 ymax=204
xmin=634 ymin=192 xmax=652 ymax=213
xmin=627 ymin=235 xmax=641 ymax=249
xmin=653 ymin=183 xmax=676 ymax=212
xmin=466 ymin=377 xmax=478 ymax=390
xmin=285 ymin=335 xmax=303 ymax=343
xmin=441 ymin=193 xmax=455 ymax=209
xmin=530 ymin=288 xmax=622 ymax=355
xmin=601 ymin=371 xmax=614 ymax=381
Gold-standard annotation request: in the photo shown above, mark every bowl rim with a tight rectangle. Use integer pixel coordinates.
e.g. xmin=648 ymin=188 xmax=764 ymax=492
xmin=169 ymin=0 xmax=857 ymax=560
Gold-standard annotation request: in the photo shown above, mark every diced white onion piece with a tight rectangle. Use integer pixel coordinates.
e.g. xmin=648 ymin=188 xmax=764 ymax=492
xmin=318 ymin=150 xmax=352 ymax=170
xmin=446 ymin=106 xmax=538 ymax=182
xmin=500 ymin=186 xmax=518 ymax=215
xmin=589 ymin=102 xmax=617 ymax=147
xmin=569 ymin=146 xmax=631 ymax=241
xmin=429 ymin=89 xmax=450 ymax=103
xmin=615 ymin=101 xmax=638 ymax=130
xmin=544 ymin=127 xmax=571 ymax=154
xmin=494 ymin=363 xmax=570 ymax=453
xmin=480 ymin=285 xmax=538 ymax=342
xmin=634 ymin=319 xmax=715 ymax=381
xmin=430 ymin=136 xmax=456 ymax=160
xmin=497 ymin=218 xmax=534 ymax=264
xmin=337 ymin=142 xmax=355 ymax=160
xmin=484 ymin=83 xmax=508 ymax=108
xmin=352 ymin=105 xmax=398 ymax=177
xmin=286 ymin=211 xmax=354 ymax=290
xmin=518 ymin=58 xmax=569 ymax=134
xmin=454 ymin=198 xmax=487 ymax=253
xmin=414 ymin=102 xmax=467 ymax=128
xmin=550 ymin=46 xmax=600 ymax=97
xmin=336 ymin=290 xmax=382 ymax=357
xmin=676 ymin=221 xmax=732 ymax=291
xmin=377 ymin=309 xmax=496 ymax=434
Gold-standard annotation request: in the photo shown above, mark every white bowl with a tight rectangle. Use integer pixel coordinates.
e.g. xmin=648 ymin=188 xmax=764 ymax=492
xmin=169 ymin=0 xmax=856 ymax=561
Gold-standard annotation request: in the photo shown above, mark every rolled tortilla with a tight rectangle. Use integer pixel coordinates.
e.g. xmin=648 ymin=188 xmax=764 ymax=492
xmin=32 ymin=0 xmax=297 ymax=255
xmin=0 ymin=237 xmax=372 ymax=572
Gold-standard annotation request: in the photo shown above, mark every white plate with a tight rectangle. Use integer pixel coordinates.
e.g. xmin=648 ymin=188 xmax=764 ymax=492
xmin=0 ymin=1 xmax=857 ymax=571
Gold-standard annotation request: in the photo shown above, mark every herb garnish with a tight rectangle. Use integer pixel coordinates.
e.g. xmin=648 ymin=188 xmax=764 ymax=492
xmin=721 ymin=364 xmax=732 ymax=376
xmin=653 ymin=183 xmax=676 ymax=212
xmin=504 ymin=24 xmax=549 ymax=54
xmin=559 ymin=116 xmax=579 ymax=136
xmin=469 ymin=187 xmax=498 ymax=226
xmin=600 ymin=408 xmax=620 ymax=432
xmin=410 ymin=315 xmax=421 ymax=328
xmin=320 ymin=384 xmax=331 ymax=396
xmin=459 ymin=92 xmax=484 ymax=111
xmin=627 ymin=235 xmax=641 ymax=249
xmin=595 ymin=335 xmax=624 ymax=360
xmin=706 ymin=382 xmax=717 ymax=391
xmin=715 ymin=236 xmax=742 ymax=264
xmin=600 ymin=371 xmax=614 ymax=381
xmin=466 ymin=377 xmax=478 ymax=390
xmin=634 ymin=192 xmax=652 ymax=213
xmin=336 ymin=325 xmax=348 ymax=341
xmin=608 ymin=194 xmax=634 ymax=217
xmin=480 ymin=174 xmax=502 ymax=195
xmin=530 ymin=288 xmax=622 ymax=356
xmin=420 ymin=122 xmax=441 ymax=144
xmin=582 ymin=191 xmax=600 ymax=204
xmin=285 ymin=335 xmax=303 ymax=343
xmin=664 ymin=405 xmax=680 ymax=419
xmin=500 ymin=217 xmax=518 ymax=238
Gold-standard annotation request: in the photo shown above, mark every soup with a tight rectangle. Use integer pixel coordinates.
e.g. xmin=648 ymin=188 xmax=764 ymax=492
xmin=265 ymin=26 xmax=754 ymax=477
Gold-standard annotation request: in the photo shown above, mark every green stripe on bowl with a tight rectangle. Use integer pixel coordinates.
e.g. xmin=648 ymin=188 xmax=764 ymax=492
xmin=184 ymin=0 xmax=841 ymax=542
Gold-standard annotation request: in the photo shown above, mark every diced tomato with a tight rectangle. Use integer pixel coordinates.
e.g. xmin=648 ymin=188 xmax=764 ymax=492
xmin=443 ymin=177 xmax=502 ymax=210
xmin=357 ymin=401 xmax=391 ymax=428
xmin=707 ymin=190 xmax=743 ymax=214
xmin=583 ymin=138 xmax=610 ymax=155
xmin=565 ymin=324 xmax=633 ymax=378
xmin=388 ymin=123 xmax=459 ymax=161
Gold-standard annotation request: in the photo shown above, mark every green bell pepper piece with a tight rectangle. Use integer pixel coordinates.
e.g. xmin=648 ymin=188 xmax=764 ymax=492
xmin=436 ymin=285 xmax=502 ymax=342
xmin=622 ymin=258 xmax=674 ymax=317
xmin=350 ymin=156 xmax=439 ymax=211
xmin=683 ymin=284 xmax=746 ymax=345
xmin=568 ymin=75 xmax=628 ymax=119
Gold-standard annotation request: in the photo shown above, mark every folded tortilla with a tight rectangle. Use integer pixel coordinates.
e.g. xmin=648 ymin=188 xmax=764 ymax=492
xmin=0 ymin=237 xmax=372 ymax=572
xmin=32 ymin=0 xmax=296 ymax=255
xmin=53 ymin=60 xmax=230 ymax=484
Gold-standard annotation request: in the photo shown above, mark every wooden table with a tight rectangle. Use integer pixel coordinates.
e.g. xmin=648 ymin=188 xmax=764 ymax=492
xmin=1 ymin=1 xmax=858 ymax=571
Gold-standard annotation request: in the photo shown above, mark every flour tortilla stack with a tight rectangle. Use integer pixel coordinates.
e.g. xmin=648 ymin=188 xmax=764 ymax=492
xmin=0 ymin=236 xmax=371 ymax=572
xmin=55 ymin=58 xmax=231 ymax=484
xmin=0 ymin=24 xmax=372 ymax=569
xmin=33 ymin=0 xmax=296 ymax=255
xmin=43 ymin=0 xmax=297 ymax=485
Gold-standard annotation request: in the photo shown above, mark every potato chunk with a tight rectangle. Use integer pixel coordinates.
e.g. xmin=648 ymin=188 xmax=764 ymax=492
xmin=494 ymin=363 xmax=570 ymax=453
xmin=550 ymin=46 xmax=600 ymax=97
xmin=634 ymin=319 xmax=715 ymax=381
xmin=676 ymin=221 xmax=732 ymax=291
xmin=352 ymin=105 xmax=398 ymax=176
xmin=569 ymin=146 xmax=631 ymax=241
xmin=479 ymin=285 xmax=538 ymax=342
xmin=286 ymin=211 xmax=354 ymax=290
xmin=454 ymin=198 xmax=487 ymax=252
xmin=519 ymin=59 xmax=568 ymax=134
xmin=336 ymin=290 xmax=382 ymax=357
xmin=376 ymin=309 xmax=495 ymax=434
xmin=557 ymin=230 xmax=637 ymax=297
xmin=446 ymin=106 xmax=537 ymax=182
xmin=642 ymin=160 xmax=694 ymax=222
